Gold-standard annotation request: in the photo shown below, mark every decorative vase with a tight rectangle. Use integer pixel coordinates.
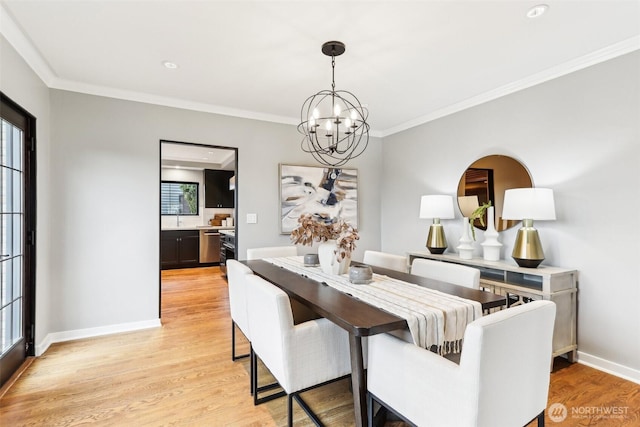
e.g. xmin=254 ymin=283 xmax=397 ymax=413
xmin=481 ymin=206 xmax=502 ymax=261
xmin=318 ymin=240 xmax=351 ymax=275
xmin=457 ymin=217 xmax=474 ymax=260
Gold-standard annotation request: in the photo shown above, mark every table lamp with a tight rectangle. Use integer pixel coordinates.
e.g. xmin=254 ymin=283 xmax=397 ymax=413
xmin=419 ymin=195 xmax=455 ymax=254
xmin=501 ymin=188 xmax=556 ymax=268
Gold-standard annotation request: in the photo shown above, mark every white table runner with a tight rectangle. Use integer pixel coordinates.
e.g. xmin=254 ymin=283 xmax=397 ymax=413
xmin=265 ymin=256 xmax=482 ymax=354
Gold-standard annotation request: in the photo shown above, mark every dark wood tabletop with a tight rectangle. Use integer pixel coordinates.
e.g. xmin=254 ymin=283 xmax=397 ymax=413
xmin=242 ymin=259 xmax=408 ymax=336
xmin=359 ymin=261 xmax=506 ymax=310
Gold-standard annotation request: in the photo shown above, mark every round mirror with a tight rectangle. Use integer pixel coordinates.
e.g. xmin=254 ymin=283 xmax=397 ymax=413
xmin=457 ymin=155 xmax=533 ymax=232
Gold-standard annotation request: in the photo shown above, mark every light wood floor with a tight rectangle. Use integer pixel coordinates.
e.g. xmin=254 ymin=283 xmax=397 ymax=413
xmin=1 ymin=266 xmax=638 ymax=426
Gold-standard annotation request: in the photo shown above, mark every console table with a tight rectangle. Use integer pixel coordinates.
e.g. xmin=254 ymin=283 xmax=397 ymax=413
xmin=408 ymin=251 xmax=578 ymax=362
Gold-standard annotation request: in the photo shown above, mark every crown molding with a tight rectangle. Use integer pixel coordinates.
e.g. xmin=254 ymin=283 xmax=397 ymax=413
xmin=0 ymin=3 xmax=56 ymax=86
xmin=50 ymin=78 xmax=300 ymax=127
xmin=379 ymin=36 xmax=640 ymax=137
xmin=2 ymin=3 xmax=637 ymax=138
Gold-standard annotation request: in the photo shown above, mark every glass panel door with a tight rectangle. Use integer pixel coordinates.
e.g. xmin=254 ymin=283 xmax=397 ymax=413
xmin=0 ymin=93 xmax=35 ymax=388
xmin=1 ymin=118 xmax=23 ymax=357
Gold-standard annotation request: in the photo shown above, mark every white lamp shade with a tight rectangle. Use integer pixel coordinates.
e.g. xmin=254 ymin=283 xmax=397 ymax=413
xmin=419 ymin=195 xmax=455 ymax=219
xmin=457 ymin=195 xmax=479 ymax=218
xmin=502 ymin=188 xmax=556 ymax=220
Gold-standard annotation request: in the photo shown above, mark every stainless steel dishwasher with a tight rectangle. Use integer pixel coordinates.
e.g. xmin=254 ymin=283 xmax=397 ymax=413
xmin=199 ymin=230 xmax=221 ymax=263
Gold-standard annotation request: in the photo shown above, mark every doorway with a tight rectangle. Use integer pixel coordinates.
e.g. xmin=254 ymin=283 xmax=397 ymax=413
xmin=0 ymin=93 xmax=36 ymax=387
xmin=158 ymin=140 xmax=238 ymax=318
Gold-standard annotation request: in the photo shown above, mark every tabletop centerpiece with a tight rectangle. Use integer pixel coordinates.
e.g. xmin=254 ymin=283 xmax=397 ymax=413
xmin=290 ymin=213 xmax=359 ymax=275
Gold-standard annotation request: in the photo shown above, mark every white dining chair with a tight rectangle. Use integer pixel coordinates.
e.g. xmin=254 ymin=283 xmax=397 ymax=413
xmin=227 ymin=260 xmax=282 ymax=402
xmin=363 ymin=250 xmax=407 ymax=273
xmin=410 ymin=258 xmax=480 ymax=289
xmin=246 ymin=246 xmax=297 ymax=260
xmin=246 ymin=274 xmax=352 ymax=425
xmin=367 ymin=300 xmax=556 ymax=427
xmin=226 ymin=260 xmax=253 ymax=362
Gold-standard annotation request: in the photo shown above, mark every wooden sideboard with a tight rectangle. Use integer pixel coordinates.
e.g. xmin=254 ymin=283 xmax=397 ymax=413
xmin=408 ymin=251 xmax=578 ymax=362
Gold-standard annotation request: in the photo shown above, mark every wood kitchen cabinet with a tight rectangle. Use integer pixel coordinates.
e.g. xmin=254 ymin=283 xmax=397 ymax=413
xmin=204 ymin=169 xmax=234 ymax=208
xmin=161 ymin=230 xmax=200 ymax=269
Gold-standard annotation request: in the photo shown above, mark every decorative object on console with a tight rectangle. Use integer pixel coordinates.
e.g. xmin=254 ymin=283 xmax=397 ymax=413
xmin=481 ymin=206 xmax=502 ymax=261
xmin=297 ymin=41 xmax=369 ymax=167
xmin=468 ymin=200 xmax=492 ymax=241
xmin=502 ymin=188 xmax=556 ymax=268
xmin=290 ymin=213 xmax=359 ymax=275
xmin=419 ymin=195 xmax=455 ymax=254
xmin=457 ymin=217 xmax=475 ymax=260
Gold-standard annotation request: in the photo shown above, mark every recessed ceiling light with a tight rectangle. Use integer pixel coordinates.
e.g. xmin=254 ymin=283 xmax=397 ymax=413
xmin=527 ymin=4 xmax=549 ymax=18
xmin=162 ymin=61 xmax=179 ymax=69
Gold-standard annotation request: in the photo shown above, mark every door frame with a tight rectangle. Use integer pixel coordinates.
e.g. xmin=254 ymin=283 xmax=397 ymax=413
xmin=0 ymin=92 xmax=37 ymax=387
xmin=158 ymin=140 xmax=238 ymax=318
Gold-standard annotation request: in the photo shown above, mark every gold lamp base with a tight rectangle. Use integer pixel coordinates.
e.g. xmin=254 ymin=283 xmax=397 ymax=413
xmin=511 ymin=219 xmax=545 ymax=268
xmin=426 ymin=220 xmax=447 ymax=254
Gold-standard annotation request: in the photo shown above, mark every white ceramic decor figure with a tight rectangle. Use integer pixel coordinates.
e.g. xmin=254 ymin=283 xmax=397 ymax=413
xmin=481 ymin=206 xmax=502 ymax=261
xmin=457 ymin=218 xmax=474 ymax=260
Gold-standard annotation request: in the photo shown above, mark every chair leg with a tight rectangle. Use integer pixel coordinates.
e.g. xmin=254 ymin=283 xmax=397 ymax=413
xmin=249 ymin=346 xmax=254 ymax=396
xmin=292 ymin=393 xmax=324 ymax=426
xmin=231 ymin=321 xmax=249 ymax=361
xmin=367 ymin=392 xmax=374 ymax=427
xmin=537 ymin=410 xmax=545 ymax=427
xmin=288 ymin=394 xmax=294 ymax=427
xmin=251 ymin=349 xmax=286 ymax=405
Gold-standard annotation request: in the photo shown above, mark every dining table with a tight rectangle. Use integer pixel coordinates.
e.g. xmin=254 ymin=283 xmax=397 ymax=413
xmin=241 ymin=258 xmax=506 ymax=427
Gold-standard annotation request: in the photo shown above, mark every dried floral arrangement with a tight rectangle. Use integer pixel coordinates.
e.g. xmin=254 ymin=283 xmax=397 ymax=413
xmin=290 ymin=213 xmax=359 ymax=261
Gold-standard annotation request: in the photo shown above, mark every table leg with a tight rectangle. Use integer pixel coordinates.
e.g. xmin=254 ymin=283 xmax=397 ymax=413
xmin=349 ymin=333 xmax=367 ymax=427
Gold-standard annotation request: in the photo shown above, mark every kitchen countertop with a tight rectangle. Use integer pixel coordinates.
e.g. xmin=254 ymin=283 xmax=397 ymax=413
xmin=161 ymin=226 xmax=235 ymax=231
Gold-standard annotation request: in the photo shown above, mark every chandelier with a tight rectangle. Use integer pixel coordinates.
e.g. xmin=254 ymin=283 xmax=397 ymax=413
xmin=297 ymin=41 xmax=369 ymax=167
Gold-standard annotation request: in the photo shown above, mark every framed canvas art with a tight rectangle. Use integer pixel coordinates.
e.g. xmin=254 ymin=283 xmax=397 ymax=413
xmin=280 ymin=164 xmax=358 ymax=234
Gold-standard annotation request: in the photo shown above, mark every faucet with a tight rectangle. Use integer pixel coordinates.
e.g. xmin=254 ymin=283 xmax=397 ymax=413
xmin=174 ymin=206 xmax=182 ymax=227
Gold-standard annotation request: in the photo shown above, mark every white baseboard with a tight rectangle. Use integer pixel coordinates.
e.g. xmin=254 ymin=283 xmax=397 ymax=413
xmin=35 ymin=319 xmax=161 ymax=356
xmin=577 ymin=351 xmax=640 ymax=385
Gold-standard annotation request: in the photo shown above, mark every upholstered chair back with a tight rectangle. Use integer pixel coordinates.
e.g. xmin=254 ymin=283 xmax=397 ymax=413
xmin=411 ymin=258 xmax=480 ymax=289
xmin=245 ymin=274 xmax=351 ymax=395
xmin=363 ymin=250 xmax=407 ymax=273
xmin=462 ymin=300 xmax=556 ymax=426
xmin=246 ymin=246 xmax=297 ymax=260
xmin=367 ymin=300 xmax=556 ymax=427
xmin=226 ymin=260 xmax=253 ymax=338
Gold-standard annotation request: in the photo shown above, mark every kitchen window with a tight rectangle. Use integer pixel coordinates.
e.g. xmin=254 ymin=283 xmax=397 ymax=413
xmin=161 ymin=181 xmax=199 ymax=215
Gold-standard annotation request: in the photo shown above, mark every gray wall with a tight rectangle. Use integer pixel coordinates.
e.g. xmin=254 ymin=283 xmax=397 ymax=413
xmin=47 ymin=89 xmax=382 ymax=335
xmin=381 ymin=51 xmax=640 ymax=376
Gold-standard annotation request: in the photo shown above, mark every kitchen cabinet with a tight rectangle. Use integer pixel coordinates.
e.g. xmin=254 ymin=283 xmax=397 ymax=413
xmin=204 ymin=169 xmax=234 ymax=208
xmin=161 ymin=230 xmax=200 ymax=269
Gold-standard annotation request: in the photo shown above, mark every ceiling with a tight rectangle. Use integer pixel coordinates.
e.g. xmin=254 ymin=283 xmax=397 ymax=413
xmin=1 ymin=1 xmax=639 ymax=136
xmin=161 ymin=142 xmax=235 ymax=170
